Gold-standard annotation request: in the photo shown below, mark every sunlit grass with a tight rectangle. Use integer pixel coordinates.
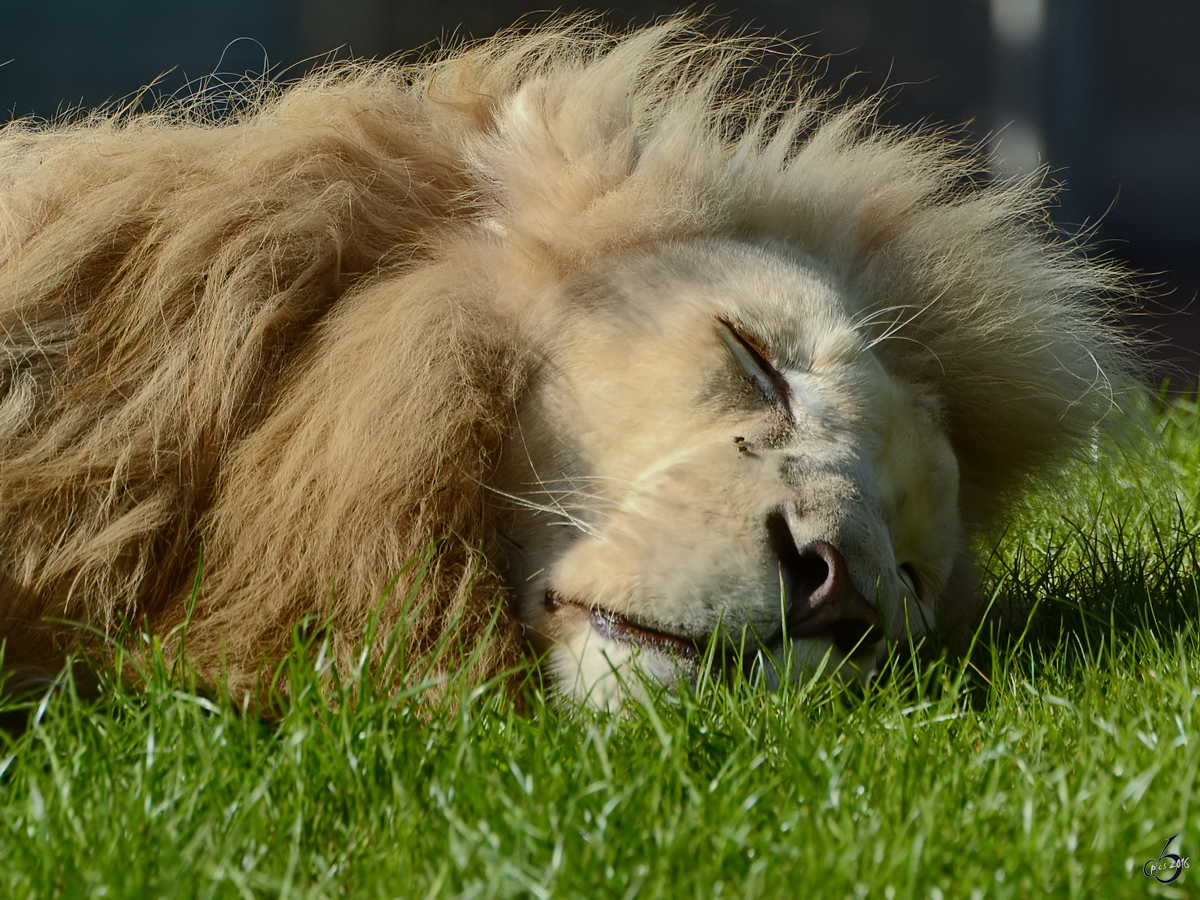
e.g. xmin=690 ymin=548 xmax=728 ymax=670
xmin=1 ymin=395 xmax=1197 ymax=898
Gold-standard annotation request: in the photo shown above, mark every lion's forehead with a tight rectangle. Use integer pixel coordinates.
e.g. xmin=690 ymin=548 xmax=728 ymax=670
xmin=574 ymin=237 xmax=861 ymax=359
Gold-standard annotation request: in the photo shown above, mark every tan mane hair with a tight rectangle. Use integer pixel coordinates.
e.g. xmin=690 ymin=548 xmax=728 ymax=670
xmin=0 ymin=19 xmax=1134 ymax=696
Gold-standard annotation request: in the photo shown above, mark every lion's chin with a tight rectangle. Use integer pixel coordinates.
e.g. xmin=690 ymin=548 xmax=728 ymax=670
xmin=543 ymin=591 xmax=705 ymax=707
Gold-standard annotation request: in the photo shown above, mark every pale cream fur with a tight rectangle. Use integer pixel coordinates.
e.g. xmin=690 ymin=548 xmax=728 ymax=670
xmin=0 ymin=20 xmax=1134 ymax=703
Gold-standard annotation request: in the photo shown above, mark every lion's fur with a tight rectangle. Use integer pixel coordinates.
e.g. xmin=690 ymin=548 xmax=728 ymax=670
xmin=0 ymin=20 xmax=1134 ymax=698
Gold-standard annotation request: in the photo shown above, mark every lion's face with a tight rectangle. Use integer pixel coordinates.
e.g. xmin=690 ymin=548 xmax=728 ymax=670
xmin=499 ymin=239 xmax=964 ymax=707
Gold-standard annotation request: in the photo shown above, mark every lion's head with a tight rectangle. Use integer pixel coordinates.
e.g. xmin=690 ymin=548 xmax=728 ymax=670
xmin=0 ymin=21 xmax=1136 ymax=706
xmin=462 ymin=28 xmax=1135 ymax=702
xmin=500 ymin=239 xmax=965 ymax=705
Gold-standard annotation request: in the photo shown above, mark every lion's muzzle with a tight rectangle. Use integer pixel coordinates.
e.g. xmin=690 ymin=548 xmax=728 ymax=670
xmin=766 ymin=511 xmax=884 ymax=657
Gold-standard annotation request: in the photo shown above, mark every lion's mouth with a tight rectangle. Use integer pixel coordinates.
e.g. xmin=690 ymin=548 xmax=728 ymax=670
xmin=544 ymin=591 xmax=703 ymax=662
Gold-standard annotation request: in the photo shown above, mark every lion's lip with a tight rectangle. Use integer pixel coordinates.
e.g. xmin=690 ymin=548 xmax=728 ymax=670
xmin=545 ymin=591 xmax=702 ymax=661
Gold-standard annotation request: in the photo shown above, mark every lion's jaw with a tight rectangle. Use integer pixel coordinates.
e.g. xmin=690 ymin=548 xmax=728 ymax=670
xmin=499 ymin=239 xmax=963 ymax=708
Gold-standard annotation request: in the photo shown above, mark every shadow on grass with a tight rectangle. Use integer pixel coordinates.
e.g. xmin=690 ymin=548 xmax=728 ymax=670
xmin=982 ymin=391 xmax=1200 ymax=676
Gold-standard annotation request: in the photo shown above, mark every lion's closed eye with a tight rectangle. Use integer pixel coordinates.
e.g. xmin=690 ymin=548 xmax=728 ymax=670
xmin=715 ymin=318 xmax=793 ymax=412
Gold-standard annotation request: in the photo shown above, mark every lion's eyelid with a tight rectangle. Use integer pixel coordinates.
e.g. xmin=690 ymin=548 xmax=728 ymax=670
xmin=714 ymin=319 xmax=793 ymax=413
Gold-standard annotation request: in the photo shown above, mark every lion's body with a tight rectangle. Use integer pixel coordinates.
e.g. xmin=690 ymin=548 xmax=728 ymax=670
xmin=0 ymin=22 xmax=1133 ymax=703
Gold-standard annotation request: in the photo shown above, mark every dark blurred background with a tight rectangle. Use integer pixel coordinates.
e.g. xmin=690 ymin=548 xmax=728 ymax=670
xmin=4 ymin=1 xmax=1198 ymax=384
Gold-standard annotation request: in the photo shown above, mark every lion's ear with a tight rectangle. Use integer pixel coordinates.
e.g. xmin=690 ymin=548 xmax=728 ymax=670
xmin=497 ymin=77 xmax=555 ymax=143
xmin=499 ymin=73 xmax=637 ymax=165
xmin=478 ymin=74 xmax=640 ymax=238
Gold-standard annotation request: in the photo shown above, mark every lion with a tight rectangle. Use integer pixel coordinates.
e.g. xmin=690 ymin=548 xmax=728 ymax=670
xmin=0 ymin=20 xmax=1135 ymax=707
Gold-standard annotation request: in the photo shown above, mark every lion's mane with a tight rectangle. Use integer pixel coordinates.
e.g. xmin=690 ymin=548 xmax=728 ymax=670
xmin=0 ymin=20 xmax=1133 ymax=695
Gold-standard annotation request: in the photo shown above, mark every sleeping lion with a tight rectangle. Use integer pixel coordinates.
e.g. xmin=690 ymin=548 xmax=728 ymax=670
xmin=0 ymin=21 xmax=1134 ymax=706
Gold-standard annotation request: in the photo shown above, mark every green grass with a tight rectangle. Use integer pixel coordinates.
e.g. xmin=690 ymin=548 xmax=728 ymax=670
xmin=2 ymin=395 xmax=1199 ymax=899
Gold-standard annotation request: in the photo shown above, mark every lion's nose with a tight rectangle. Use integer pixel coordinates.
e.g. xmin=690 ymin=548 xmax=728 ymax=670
xmin=767 ymin=513 xmax=883 ymax=655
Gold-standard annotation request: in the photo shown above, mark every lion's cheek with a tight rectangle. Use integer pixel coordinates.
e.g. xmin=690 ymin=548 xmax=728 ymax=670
xmin=546 ymin=497 xmax=775 ymax=632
